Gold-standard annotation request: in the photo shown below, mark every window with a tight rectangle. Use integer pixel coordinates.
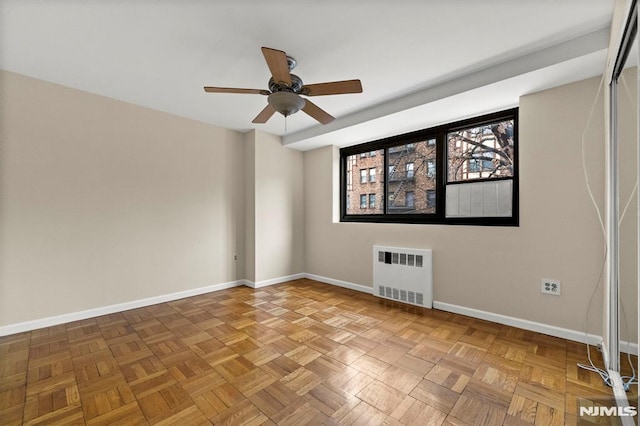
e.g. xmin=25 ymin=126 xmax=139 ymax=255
xmin=426 ymin=190 xmax=436 ymax=208
xmin=345 ymin=155 xmax=355 ymax=192
xmin=427 ymin=159 xmax=436 ymax=177
xmin=341 ymin=108 xmax=518 ymax=225
xmin=386 ymin=141 xmax=437 ymax=215
xmin=406 ymin=163 xmax=414 ymax=179
xmin=475 ymin=156 xmax=494 ymax=171
xmin=360 ymin=169 xmax=367 ymax=183
xmin=406 ymin=191 xmax=415 ymax=207
xmin=342 ymin=149 xmax=384 ymax=215
xmin=447 ymin=120 xmax=514 ymax=183
xmin=360 ymin=194 xmax=367 ymax=209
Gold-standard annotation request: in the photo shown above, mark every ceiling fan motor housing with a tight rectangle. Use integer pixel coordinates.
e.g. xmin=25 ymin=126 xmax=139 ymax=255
xmin=286 ymin=55 xmax=297 ymax=71
xmin=269 ymin=74 xmax=304 ymax=93
xmin=203 ymin=48 xmax=358 ymax=124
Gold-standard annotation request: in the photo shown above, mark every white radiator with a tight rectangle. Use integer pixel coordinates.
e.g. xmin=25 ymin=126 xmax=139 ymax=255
xmin=373 ymin=245 xmax=433 ymax=308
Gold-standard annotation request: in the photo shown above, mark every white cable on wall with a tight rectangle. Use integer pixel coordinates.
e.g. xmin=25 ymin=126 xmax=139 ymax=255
xmin=579 ymin=69 xmax=638 ymax=391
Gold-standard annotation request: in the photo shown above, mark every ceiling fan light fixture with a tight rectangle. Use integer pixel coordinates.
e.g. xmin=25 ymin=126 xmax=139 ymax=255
xmin=268 ymin=91 xmax=306 ymax=117
xmin=204 ymin=47 xmax=360 ymax=124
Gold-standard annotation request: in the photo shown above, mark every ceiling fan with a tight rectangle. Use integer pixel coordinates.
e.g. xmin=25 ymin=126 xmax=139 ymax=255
xmin=204 ymin=47 xmax=363 ymax=125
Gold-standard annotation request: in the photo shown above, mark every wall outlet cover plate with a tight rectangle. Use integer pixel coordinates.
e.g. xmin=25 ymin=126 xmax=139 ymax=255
xmin=541 ymin=279 xmax=561 ymax=295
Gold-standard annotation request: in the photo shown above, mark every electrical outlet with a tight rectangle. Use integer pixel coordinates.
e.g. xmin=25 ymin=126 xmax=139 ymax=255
xmin=541 ymin=279 xmax=561 ymax=295
xmin=233 ymin=254 xmax=238 ymax=261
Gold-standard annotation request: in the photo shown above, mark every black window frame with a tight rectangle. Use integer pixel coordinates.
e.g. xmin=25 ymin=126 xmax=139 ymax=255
xmin=340 ymin=108 xmax=519 ymax=226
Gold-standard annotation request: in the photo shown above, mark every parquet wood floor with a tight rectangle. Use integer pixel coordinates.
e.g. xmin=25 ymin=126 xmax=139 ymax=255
xmin=0 ymin=279 xmax=637 ymax=425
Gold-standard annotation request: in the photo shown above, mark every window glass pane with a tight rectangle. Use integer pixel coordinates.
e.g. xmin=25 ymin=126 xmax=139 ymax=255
xmin=344 ymin=150 xmax=384 ymax=215
xmin=406 ymin=191 xmax=414 ymax=207
xmin=426 ymin=190 xmax=436 ymax=208
xmin=447 ymin=119 xmax=514 ymax=182
xmin=427 ymin=159 xmax=436 ymax=177
xmin=386 ymin=141 xmax=437 ymax=214
xmin=406 ymin=163 xmax=414 ymax=179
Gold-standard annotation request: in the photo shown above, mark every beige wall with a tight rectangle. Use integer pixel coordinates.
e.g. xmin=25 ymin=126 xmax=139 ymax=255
xmin=303 ymin=76 xmax=621 ymax=338
xmin=244 ymin=132 xmax=256 ymax=283
xmin=1 ymin=68 xmax=634 ymax=345
xmin=252 ymin=131 xmax=305 ymax=283
xmin=0 ymin=70 xmax=245 ymax=326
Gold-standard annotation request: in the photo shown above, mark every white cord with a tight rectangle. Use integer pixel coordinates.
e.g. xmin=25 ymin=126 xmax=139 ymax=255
xmin=619 ymin=298 xmax=638 ymax=390
xmin=580 ymin=73 xmax=606 ymax=237
xmin=618 ymin=181 xmax=638 ymax=225
xmin=578 ymin=72 xmax=612 ymax=386
xmin=578 ymin=71 xmax=638 ymax=391
xmin=579 ymin=267 xmax=639 ymax=391
xmin=578 ymin=245 xmax=611 ymax=386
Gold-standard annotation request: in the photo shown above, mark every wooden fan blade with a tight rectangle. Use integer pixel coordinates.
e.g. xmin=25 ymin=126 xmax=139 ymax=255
xmin=302 ymin=79 xmax=363 ymax=96
xmin=252 ymin=104 xmax=276 ymax=124
xmin=302 ymin=99 xmax=334 ymax=124
xmin=261 ymin=47 xmax=292 ymax=86
xmin=204 ymin=86 xmax=270 ymax=95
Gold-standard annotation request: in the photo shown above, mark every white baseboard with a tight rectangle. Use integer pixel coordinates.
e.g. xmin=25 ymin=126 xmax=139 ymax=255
xmin=433 ymin=301 xmax=603 ymax=346
xmin=433 ymin=301 xmax=638 ymax=356
xmin=2 ymin=273 xmax=638 ymax=357
xmin=0 ymin=274 xmax=307 ymax=336
xmin=619 ymin=341 xmax=639 ymax=357
xmin=0 ymin=280 xmax=243 ymax=337
xmin=244 ymin=273 xmax=306 ymax=289
xmin=303 ymin=273 xmax=373 ymax=294
xmin=303 ymin=274 xmax=639 ymax=355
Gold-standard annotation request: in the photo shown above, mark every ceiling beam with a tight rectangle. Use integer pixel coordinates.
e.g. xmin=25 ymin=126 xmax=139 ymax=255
xmin=282 ymin=26 xmax=611 ymax=147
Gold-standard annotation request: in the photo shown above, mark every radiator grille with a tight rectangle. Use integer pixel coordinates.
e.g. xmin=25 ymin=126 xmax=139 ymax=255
xmin=373 ymin=246 xmax=433 ymax=308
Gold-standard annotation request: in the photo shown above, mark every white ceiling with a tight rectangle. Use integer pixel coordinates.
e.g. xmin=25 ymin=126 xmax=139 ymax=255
xmin=0 ymin=1 xmax=614 ymax=151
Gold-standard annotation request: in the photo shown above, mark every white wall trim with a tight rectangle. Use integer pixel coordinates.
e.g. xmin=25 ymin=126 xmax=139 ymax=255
xmin=433 ymin=301 xmax=601 ymax=346
xmin=303 ymin=273 xmax=373 ymax=294
xmin=304 ymin=274 xmax=639 ymax=355
xmin=0 ymin=280 xmax=243 ymax=337
xmin=617 ymin=340 xmax=639 ymax=358
xmin=2 ymin=274 xmax=638 ymax=357
xmin=433 ymin=301 xmax=638 ymax=356
xmin=244 ymin=273 xmax=306 ymax=289
xmin=0 ymin=274 xmax=306 ymax=336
